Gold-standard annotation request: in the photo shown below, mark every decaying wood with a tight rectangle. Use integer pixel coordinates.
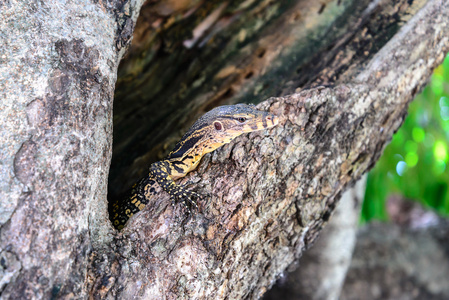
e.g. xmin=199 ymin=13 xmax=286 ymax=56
xmin=0 ymin=0 xmax=448 ymax=299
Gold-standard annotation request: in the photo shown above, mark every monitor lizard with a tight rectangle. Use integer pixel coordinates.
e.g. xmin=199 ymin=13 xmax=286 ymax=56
xmin=110 ymin=104 xmax=279 ymax=230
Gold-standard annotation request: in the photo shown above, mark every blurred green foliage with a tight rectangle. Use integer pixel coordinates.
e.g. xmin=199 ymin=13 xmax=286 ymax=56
xmin=362 ymin=53 xmax=449 ymax=222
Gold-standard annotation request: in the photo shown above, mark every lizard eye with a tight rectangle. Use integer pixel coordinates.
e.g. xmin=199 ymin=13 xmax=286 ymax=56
xmin=214 ymin=121 xmax=223 ymax=131
xmin=237 ymin=117 xmax=246 ymax=123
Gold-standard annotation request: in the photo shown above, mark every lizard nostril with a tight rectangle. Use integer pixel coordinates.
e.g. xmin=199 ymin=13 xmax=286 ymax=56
xmin=268 ymin=115 xmax=279 ymax=126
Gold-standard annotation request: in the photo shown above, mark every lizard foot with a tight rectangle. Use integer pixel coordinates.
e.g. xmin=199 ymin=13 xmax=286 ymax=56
xmin=174 ymin=190 xmax=201 ymax=213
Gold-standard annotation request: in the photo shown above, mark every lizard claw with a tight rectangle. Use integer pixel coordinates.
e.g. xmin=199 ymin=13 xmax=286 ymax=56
xmin=175 ymin=190 xmax=200 ymax=213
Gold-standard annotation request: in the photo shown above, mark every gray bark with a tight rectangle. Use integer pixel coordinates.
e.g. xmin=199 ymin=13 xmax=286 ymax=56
xmin=0 ymin=0 xmax=448 ymax=299
xmin=0 ymin=0 xmax=144 ymax=297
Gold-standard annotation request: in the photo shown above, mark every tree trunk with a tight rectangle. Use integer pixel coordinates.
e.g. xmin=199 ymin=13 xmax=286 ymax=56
xmin=0 ymin=0 xmax=144 ymax=297
xmin=0 ymin=0 xmax=448 ymax=299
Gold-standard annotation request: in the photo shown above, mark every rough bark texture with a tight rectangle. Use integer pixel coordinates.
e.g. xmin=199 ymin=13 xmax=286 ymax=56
xmin=264 ymin=176 xmax=366 ymax=300
xmin=0 ymin=0 xmax=144 ymax=298
xmin=0 ymin=0 xmax=448 ymax=299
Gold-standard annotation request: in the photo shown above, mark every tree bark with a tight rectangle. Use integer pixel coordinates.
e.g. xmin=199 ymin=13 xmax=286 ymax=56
xmin=0 ymin=0 xmax=144 ymax=297
xmin=0 ymin=0 xmax=448 ymax=299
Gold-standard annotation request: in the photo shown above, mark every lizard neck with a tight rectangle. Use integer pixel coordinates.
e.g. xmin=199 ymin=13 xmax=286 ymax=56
xmin=167 ymin=138 xmax=225 ymax=180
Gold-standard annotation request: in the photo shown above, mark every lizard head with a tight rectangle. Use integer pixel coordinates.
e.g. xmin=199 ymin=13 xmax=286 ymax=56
xmin=205 ymin=104 xmax=279 ymax=143
xmin=168 ymin=104 xmax=279 ymax=160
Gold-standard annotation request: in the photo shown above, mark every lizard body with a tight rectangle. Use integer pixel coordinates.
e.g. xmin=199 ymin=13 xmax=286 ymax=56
xmin=110 ymin=104 xmax=279 ymax=230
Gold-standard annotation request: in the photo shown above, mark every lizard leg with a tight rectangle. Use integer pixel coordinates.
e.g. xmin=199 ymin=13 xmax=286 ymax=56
xmin=150 ymin=161 xmax=200 ymax=211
